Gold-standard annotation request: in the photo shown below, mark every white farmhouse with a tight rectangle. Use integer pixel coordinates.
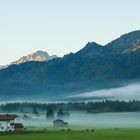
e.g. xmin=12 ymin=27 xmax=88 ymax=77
xmin=0 ymin=114 xmax=17 ymax=132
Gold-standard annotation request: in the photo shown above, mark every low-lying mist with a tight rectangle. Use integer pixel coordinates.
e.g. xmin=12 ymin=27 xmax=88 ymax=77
xmin=72 ymin=83 xmax=140 ymax=100
xmin=15 ymin=111 xmax=140 ymax=129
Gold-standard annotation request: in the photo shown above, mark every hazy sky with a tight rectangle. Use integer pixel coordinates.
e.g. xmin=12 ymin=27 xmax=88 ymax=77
xmin=0 ymin=0 xmax=140 ymax=65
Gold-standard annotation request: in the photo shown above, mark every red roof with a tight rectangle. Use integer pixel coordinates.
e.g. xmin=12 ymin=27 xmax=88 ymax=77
xmin=0 ymin=114 xmax=17 ymax=121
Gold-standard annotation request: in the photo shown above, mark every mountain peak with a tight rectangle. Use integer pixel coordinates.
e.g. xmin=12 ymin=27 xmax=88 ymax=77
xmin=86 ymin=42 xmax=101 ymax=47
xmin=0 ymin=51 xmax=58 ymax=69
xmin=34 ymin=50 xmax=49 ymax=55
xmin=11 ymin=51 xmax=58 ymax=65
xmin=75 ymin=42 xmax=105 ymax=59
xmin=80 ymin=42 xmax=103 ymax=52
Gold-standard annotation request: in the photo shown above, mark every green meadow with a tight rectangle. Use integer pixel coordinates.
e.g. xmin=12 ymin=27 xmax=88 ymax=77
xmin=0 ymin=129 xmax=140 ymax=140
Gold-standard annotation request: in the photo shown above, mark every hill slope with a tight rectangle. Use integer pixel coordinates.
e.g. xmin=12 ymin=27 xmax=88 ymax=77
xmin=0 ymin=30 xmax=140 ymax=100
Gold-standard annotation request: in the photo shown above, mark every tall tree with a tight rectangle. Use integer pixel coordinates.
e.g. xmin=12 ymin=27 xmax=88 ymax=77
xmin=46 ymin=106 xmax=54 ymax=119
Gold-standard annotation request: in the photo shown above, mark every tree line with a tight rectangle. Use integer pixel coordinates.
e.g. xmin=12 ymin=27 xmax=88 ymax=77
xmin=0 ymin=100 xmax=140 ymax=113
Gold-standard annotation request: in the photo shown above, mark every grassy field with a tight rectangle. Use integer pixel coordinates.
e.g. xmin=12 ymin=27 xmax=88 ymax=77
xmin=0 ymin=129 xmax=140 ymax=140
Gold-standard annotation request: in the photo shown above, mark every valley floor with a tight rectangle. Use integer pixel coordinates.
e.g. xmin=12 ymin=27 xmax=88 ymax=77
xmin=0 ymin=129 xmax=140 ymax=140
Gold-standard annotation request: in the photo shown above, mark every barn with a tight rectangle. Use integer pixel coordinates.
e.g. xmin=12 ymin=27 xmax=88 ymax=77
xmin=14 ymin=123 xmax=24 ymax=132
xmin=53 ymin=119 xmax=68 ymax=127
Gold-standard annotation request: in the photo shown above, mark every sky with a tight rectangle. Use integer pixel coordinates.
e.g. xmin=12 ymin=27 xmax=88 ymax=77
xmin=0 ymin=0 xmax=140 ymax=65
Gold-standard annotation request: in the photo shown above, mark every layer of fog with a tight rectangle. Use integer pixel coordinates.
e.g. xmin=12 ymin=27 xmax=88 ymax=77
xmin=15 ymin=111 xmax=140 ymax=129
xmin=71 ymin=83 xmax=140 ymax=100
xmin=1 ymin=83 xmax=140 ymax=103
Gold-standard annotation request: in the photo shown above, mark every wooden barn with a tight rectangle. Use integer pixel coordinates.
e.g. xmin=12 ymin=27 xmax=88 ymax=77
xmin=53 ymin=119 xmax=68 ymax=127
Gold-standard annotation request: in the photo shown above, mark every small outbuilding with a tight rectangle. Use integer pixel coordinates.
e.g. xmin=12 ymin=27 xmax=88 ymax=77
xmin=53 ymin=119 xmax=68 ymax=127
xmin=14 ymin=123 xmax=24 ymax=132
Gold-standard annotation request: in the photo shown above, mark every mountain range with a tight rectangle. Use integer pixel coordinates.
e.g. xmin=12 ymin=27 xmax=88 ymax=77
xmin=0 ymin=30 xmax=140 ymax=101
xmin=0 ymin=51 xmax=57 ymax=69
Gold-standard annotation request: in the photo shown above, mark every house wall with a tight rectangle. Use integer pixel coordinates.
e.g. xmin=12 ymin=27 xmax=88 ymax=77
xmin=0 ymin=121 xmax=15 ymax=132
xmin=15 ymin=128 xmax=24 ymax=132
